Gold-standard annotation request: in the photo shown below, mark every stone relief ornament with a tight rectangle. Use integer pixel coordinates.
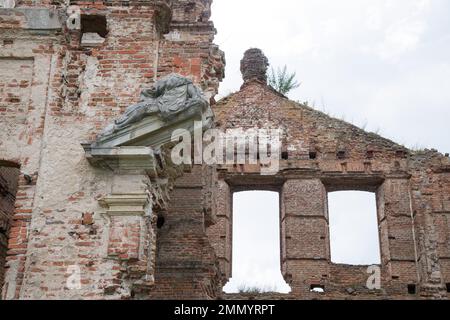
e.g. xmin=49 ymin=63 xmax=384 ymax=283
xmin=100 ymin=73 xmax=211 ymax=137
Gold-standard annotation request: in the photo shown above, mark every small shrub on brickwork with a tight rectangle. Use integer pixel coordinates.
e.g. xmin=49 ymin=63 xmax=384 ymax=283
xmin=268 ymin=65 xmax=300 ymax=95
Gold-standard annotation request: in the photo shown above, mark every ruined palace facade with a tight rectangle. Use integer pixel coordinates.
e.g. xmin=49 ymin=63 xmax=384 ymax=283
xmin=1 ymin=1 xmax=450 ymax=300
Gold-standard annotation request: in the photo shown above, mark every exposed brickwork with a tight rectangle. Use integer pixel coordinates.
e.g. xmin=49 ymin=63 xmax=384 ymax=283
xmin=240 ymin=48 xmax=269 ymax=84
xmin=0 ymin=0 xmax=224 ymax=300
xmin=1 ymin=3 xmax=449 ymax=301
xmin=209 ymin=49 xmax=450 ymax=299
xmin=147 ymin=164 xmax=222 ymax=299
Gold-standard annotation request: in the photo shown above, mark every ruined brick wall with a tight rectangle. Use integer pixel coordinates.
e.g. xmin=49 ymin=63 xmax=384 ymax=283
xmin=1 ymin=2 xmax=448 ymax=300
xmin=0 ymin=0 xmax=224 ymax=299
xmin=409 ymin=152 xmax=450 ymax=297
xmin=210 ymin=49 xmax=450 ymax=299
xmin=147 ymin=164 xmax=222 ymax=299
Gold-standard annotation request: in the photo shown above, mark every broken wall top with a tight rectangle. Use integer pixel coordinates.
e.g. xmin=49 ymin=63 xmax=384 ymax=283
xmin=214 ymin=81 xmax=413 ymax=160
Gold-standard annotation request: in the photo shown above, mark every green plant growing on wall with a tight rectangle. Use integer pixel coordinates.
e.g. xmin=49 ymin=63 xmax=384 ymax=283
xmin=268 ymin=65 xmax=300 ymax=95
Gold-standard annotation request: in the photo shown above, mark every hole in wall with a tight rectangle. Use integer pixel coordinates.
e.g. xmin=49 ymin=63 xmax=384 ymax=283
xmin=81 ymin=15 xmax=108 ymax=38
xmin=156 ymin=215 xmax=165 ymax=229
xmin=0 ymin=161 xmax=20 ymax=169
xmin=310 ymin=284 xmax=325 ymax=293
xmin=446 ymin=283 xmax=450 ymax=293
xmin=328 ymin=191 xmax=381 ymax=265
xmin=23 ymin=173 xmax=32 ymax=185
xmin=309 ymin=151 xmax=317 ymax=160
xmin=281 ymin=151 xmax=288 ymax=160
xmin=337 ymin=150 xmax=346 ymax=159
xmin=80 ymin=15 xmax=108 ymax=47
xmin=155 ymin=153 xmax=164 ymax=170
xmin=407 ymin=284 xmax=416 ymax=294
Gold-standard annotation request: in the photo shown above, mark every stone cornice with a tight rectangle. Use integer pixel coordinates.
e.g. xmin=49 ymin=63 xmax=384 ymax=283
xmin=82 ymin=145 xmax=158 ymax=176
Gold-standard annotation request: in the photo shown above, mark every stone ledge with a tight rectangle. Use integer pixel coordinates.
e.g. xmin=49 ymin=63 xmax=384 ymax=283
xmin=82 ymin=145 xmax=158 ymax=175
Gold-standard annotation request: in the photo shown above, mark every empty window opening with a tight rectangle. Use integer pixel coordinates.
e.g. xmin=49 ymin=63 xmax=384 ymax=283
xmin=310 ymin=284 xmax=325 ymax=293
xmin=446 ymin=283 xmax=450 ymax=293
xmin=328 ymin=191 xmax=381 ymax=265
xmin=407 ymin=284 xmax=416 ymax=294
xmin=223 ymin=191 xmax=290 ymax=294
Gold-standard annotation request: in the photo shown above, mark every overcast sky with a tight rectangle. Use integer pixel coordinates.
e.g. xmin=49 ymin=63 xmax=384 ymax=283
xmin=212 ymin=0 xmax=450 ymax=153
xmin=212 ymin=0 xmax=450 ymax=293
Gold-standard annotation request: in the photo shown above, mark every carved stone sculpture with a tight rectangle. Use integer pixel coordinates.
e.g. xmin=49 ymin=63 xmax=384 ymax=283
xmin=100 ymin=73 xmax=210 ymax=137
